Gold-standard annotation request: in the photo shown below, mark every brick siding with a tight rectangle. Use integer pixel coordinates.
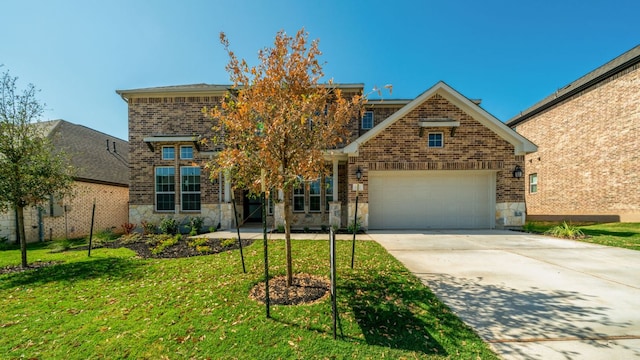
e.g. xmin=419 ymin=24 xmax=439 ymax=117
xmin=514 ymin=66 xmax=640 ymax=221
xmin=351 ymin=94 xmax=524 ymax=203
xmin=128 ymin=96 xmax=223 ymax=207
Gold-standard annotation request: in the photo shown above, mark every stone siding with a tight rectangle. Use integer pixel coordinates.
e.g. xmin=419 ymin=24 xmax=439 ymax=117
xmin=514 ymin=65 xmax=640 ymax=222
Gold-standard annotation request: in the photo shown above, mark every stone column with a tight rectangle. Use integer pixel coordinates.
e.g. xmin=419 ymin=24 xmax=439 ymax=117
xmin=348 ymin=202 xmax=369 ymax=230
xmin=273 ymin=203 xmax=285 ymax=228
xmin=332 ymin=158 xmax=339 ymax=201
xmin=329 ymin=201 xmax=341 ymax=229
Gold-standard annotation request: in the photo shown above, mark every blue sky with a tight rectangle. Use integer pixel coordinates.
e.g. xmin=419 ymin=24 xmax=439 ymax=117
xmin=1 ymin=0 xmax=638 ymax=140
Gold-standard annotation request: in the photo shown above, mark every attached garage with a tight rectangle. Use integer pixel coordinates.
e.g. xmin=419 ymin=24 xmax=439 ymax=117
xmin=368 ymin=170 xmax=496 ymax=229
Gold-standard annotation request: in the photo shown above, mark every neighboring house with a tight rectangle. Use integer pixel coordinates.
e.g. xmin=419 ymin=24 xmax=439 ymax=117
xmin=507 ymin=45 xmax=640 ymax=222
xmin=0 ymin=120 xmax=130 ymax=242
xmin=116 ymin=81 xmax=536 ymax=230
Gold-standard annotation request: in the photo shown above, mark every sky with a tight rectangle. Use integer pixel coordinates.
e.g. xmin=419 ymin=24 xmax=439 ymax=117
xmin=1 ymin=0 xmax=638 ymax=141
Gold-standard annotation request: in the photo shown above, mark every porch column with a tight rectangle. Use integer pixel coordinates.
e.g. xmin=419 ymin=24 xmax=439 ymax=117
xmin=224 ymin=171 xmax=231 ymax=203
xmin=332 ymin=158 xmax=339 ymax=201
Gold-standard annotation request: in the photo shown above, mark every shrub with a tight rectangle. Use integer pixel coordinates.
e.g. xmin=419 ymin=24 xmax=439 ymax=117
xmin=276 ymin=223 xmax=285 ymax=233
xmin=188 ymin=237 xmax=208 ymax=248
xmin=121 ymin=222 xmax=136 ymax=235
xmin=189 ymin=217 xmax=204 ymax=235
xmin=159 ymin=217 xmax=179 ymax=235
xmin=48 ymin=239 xmax=74 ymax=253
xmin=303 ymin=226 xmax=310 ymax=233
xmin=141 ymin=221 xmax=157 ymax=235
xmin=151 ymin=234 xmax=181 ymax=255
xmin=208 ymin=226 xmax=217 ymax=233
xmin=321 ymin=224 xmax=328 ymax=232
xmin=0 ymin=235 xmax=15 ymax=250
xmin=195 ymin=245 xmax=211 ymax=253
xmin=90 ymin=228 xmax=118 ymax=248
xmin=221 ymin=238 xmax=236 ymax=247
xmin=545 ymin=221 xmax=586 ymax=239
xmin=120 ymin=233 xmax=142 ymax=244
xmin=522 ymin=222 xmax=536 ymax=233
xmin=347 ymin=217 xmax=362 ymax=233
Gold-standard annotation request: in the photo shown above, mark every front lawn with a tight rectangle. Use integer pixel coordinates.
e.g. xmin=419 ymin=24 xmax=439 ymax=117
xmin=524 ymin=222 xmax=640 ymax=251
xmin=0 ymin=239 xmax=497 ymax=359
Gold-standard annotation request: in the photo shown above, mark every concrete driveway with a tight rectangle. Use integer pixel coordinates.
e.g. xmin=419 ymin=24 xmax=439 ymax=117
xmin=369 ymin=230 xmax=640 ymax=359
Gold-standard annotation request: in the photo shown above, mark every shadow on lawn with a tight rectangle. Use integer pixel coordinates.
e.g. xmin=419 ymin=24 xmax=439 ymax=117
xmin=0 ymin=257 xmax=145 ymax=289
xmin=581 ymin=228 xmax=638 ymax=238
xmin=340 ymin=270 xmax=450 ymax=356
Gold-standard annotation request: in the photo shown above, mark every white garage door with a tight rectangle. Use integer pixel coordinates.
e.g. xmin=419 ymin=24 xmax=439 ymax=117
xmin=368 ymin=170 xmax=495 ymax=229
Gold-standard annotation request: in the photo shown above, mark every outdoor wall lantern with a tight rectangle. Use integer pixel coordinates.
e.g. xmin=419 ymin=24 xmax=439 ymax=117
xmin=512 ymin=165 xmax=524 ymax=178
xmin=355 ymin=167 xmax=362 ymax=181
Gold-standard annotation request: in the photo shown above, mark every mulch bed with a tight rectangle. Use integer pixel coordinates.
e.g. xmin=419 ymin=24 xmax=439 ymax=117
xmin=0 ymin=261 xmax=64 ymax=275
xmin=101 ymin=236 xmax=254 ymax=259
xmin=249 ymin=274 xmax=330 ymax=305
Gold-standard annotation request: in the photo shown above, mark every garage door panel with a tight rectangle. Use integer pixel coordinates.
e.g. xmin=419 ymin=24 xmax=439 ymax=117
xmin=369 ymin=171 xmax=494 ymax=229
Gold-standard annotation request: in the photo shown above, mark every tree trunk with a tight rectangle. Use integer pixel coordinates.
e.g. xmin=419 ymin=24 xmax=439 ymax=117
xmin=283 ymin=188 xmax=293 ymax=287
xmin=16 ymin=205 xmax=28 ymax=268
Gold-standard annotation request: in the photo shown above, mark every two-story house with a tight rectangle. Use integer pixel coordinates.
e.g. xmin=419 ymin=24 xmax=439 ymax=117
xmin=116 ymin=81 xmax=536 ymax=231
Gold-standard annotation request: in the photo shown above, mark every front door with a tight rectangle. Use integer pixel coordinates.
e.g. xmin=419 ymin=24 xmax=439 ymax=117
xmin=243 ymin=191 xmax=263 ymax=223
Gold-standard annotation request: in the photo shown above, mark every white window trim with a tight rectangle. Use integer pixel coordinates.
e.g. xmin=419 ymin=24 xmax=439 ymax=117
xmin=162 ymin=146 xmax=175 ymax=160
xmin=428 ymin=132 xmax=444 ymax=148
xmin=361 ymin=111 xmax=374 ymax=130
xmin=529 ymin=173 xmax=538 ymax=193
xmin=155 ymin=166 xmax=175 ymax=212
xmin=180 ymin=145 xmax=194 ymax=160
xmin=181 ymin=166 xmax=201 ymax=212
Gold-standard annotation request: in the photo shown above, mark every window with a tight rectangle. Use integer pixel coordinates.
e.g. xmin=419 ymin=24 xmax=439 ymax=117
xmin=325 ymin=175 xmax=333 ymax=211
xmin=361 ymin=111 xmax=374 ymax=130
xmin=529 ymin=173 xmax=538 ymax=193
xmin=309 ymin=180 xmax=321 ymax=212
xmin=155 ymin=167 xmax=175 ymax=211
xmin=180 ymin=145 xmax=194 ymax=160
xmin=162 ymin=146 xmax=175 ymax=160
xmin=428 ymin=133 xmax=443 ymax=148
xmin=181 ymin=166 xmax=201 ymax=211
xmin=293 ymin=184 xmax=305 ymax=212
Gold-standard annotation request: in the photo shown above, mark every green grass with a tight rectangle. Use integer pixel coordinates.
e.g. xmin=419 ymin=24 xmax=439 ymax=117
xmin=524 ymin=221 xmax=640 ymax=251
xmin=0 ymin=239 xmax=497 ymax=359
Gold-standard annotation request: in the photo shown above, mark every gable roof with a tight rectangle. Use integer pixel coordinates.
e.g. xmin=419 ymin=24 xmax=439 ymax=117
xmin=507 ymin=44 xmax=640 ymax=127
xmin=43 ymin=120 xmax=129 ymax=187
xmin=343 ymin=81 xmax=537 ymax=155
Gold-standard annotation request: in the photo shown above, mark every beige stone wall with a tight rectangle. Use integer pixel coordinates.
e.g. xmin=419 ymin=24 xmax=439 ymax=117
xmin=0 ymin=209 xmax=17 ymax=242
xmin=515 ymin=65 xmax=640 ymax=222
xmin=350 ymin=94 xmax=525 ymax=228
xmin=129 ymin=203 xmax=233 ymax=233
